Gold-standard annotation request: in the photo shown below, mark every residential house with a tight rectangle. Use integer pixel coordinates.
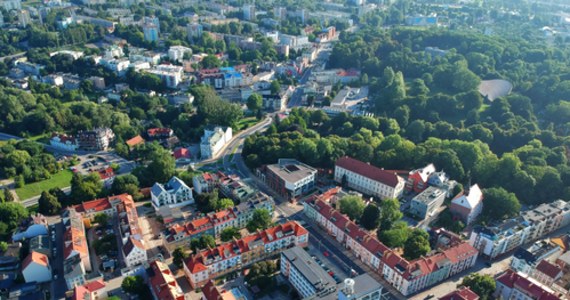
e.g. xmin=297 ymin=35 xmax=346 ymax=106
xmin=450 ymin=184 xmax=483 ymax=225
xmin=22 ymin=251 xmax=51 ymax=283
xmin=427 ymin=171 xmax=457 ymax=198
xmin=193 ymin=172 xmax=222 ymax=194
xmin=73 ymin=279 xmax=107 ymax=300
xmin=532 ymin=260 xmax=563 ymax=287
xmin=409 ymin=186 xmax=446 ymax=220
xmin=406 ymin=164 xmax=436 ymax=193
xmin=200 ymin=126 xmax=232 ymax=159
xmin=123 ymin=237 xmax=147 ymax=268
xmin=151 ymin=176 xmax=194 ymax=210
xmin=494 ymin=269 xmax=562 ymax=300
xmin=95 ymin=167 xmax=115 ymax=188
xmin=334 ymin=156 xmax=405 ymax=199
xmin=173 ymin=148 xmax=192 ymax=164
xmin=257 ymin=159 xmax=317 ymax=201
xmin=439 ymin=286 xmax=479 ymax=300
xmin=62 ymin=208 xmax=89 ymax=289
xmin=12 ymin=213 xmax=48 ymax=242
xmin=126 ymin=135 xmax=145 ymax=150
xmin=184 ymin=221 xmax=309 ymax=288
xmin=77 ymin=128 xmax=115 ymax=151
xmin=149 ymin=260 xmax=184 ymax=300
xmin=50 ymin=133 xmax=78 ymax=151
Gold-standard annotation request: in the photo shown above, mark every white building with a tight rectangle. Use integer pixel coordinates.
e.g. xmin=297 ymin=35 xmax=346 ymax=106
xmin=338 ymin=275 xmax=383 ymax=300
xmin=449 ymin=184 xmax=483 ymax=225
xmin=143 ymin=23 xmax=159 ymax=42
xmin=122 ymin=237 xmax=147 ymax=268
xmin=50 ymin=133 xmax=78 ymax=151
xmin=200 ymin=126 xmax=232 ymax=159
xmin=495 ymin=270 xmax=561 ymax=300
xmin=187 ymin=23 xmax=203 ymax=40
xmin=22 ymin=251 xmax=52 ymax=283
xmin=1 ymin=0 xmax=20 ymax=11
xmin=510 ymin=241 xmax=560 ymax=275
xmin=258 ymin=159 xmax=317 ymax=200
xmin=243 ymin=4 xmax=255 ymax=21
xmin=334 ymin=156 xmax=405 ymax=199
xmin=168 ymin=46 xmax=192 ymax=63
xmin=151 ymin=176 xmax=194 ymax=210
xmin=280 ymin=247 xmax=337 ymax=299
xmin=409 ymin=186 xmax=446 ymax=220
xmin=147 ymin=65 xmax=184 ymax=88
xmin=101 ymin=58 xmax=130 ymax=75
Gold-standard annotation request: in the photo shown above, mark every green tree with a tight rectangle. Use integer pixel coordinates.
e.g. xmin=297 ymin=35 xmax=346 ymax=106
xmin=338 ymin=195 xmax=366 ymax=221
xmin=360 ymin=204 xmax=380 ymax=230
xmin=220 ymin=227 xmax=241 ymax=242
xmin=3 ymin=189 xmax=14 ymax=202
xmin=247 ymin=93 xmax=263 ymax=112
xmin=70 ymin=173 xmax=103 ymax=203
xmin=0 ymin=241 xmax=8 ymax=253
xmin=377 ymin=221 xmax=409 ymax=248
xmin=247 ymin=209 xmax=272 ymax=232
xmin=212 ymin=198 xmax=234 ymax=211
xmin=378 ymin=198 xmax=403 ymax=230
xmin=270 ymin=80 xmax=281 ymax=95
xmin=111 ymin=174 xmax=141 ymax=199
xmin=172 ymin=247 xmax=189 ymax=268
xmin=93 ymin=213 xmax=109 ymax=227
xmin=403 ymin=229 xmax=431 ymax=260
xmin=201 ymin=55 xmax=221 ymax=68
xmin=460 ymin=273 xmax=496 ymax=300
xmin=38 ymin=191 xmax=61 ymax=215
xmin=121 ymin=276 xmax=146 ymax=295
xmin=200 ymin=234 xmax=216 ymax=249
xmin=482 ymin=187 xmax=521 ymax=221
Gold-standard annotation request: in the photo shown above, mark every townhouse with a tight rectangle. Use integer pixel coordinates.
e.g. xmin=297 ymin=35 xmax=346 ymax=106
xmin=149 ymin=260 xmax=184 ymax=300
xmin=183 ymin=221 xmax=309 ymax=288
xmin=495 ymin=269 xmax=562 ymax=300
xmin=470 ymin=200 xmax=570 ymax=259
xmin=62 ymin=208 xmax=90 ymax=289
xmin=304 ymin=191 xmax=478 ymax=296
xmin=334 ymin=156 xmax=405 ymax=199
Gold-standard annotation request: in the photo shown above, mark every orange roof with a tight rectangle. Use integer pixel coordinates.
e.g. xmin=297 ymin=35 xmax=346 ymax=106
xmin=22 ymin=251 xmax=49 ymax=269
xmin=96 ymin=167 xmax=115 ymax=180
xmin=126 ymin=135 xmax=145 ymax=147
xmin=74 ymin=279 xmax=106 ymax=300
xmin=150 ymin=260 xmax=184 ymax=300
xmin=74 ymin=198 xmax=112 ymax=214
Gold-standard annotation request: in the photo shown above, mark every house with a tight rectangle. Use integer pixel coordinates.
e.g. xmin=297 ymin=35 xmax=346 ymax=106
xmin=200 ymin=126 xmax=232 ymax=159
xmin=494 ymin=269 xmax=562 ymax=300
xmin=149 ymin=260 xmax=184 ymax=300
xmin=73 ymin=279 xmax=107 ymax=300
xmin=62 ymin=208 xmax=90 ymax=289
xmin=257 ymin=159 xmax=317 ymax=201
xmin=95 ymin=167 xmax=115 ymax=188
xmin=510 ymin=241 xmax=560 ymax=275
xmin=427 ymin=171 xmax=457 ymax=197
xmin=147 ymin=128 xmax=174 ymax=140
xmin=50 ymin=133 xmax=79 ymax=151
xmin=126 ymin=135 xmax=145 ymax=150
xmin=22 ymin=251 xmax=52 ymax=283
xmin=151 ymin=176 xmax=194 ymax=210
xmin=334 ymin=156 xmax=405 ymax=199
xmin=409 ymin=186 xmax=446 ymax=220
xmin=184 ymin=221 xmax=308 ymax=289
xmin=406 ymin=164 xmax=436 ymax=193
xmin=192 ymin=172 xmax=222 ymax=194
xmin=450 ymin=184 xmax=483 ymax=225
xmin=29 ymin=235 xmax=51 ymax=258
xmin=77 ymin=128 xmax=115 ymax=151
xmin=173 ymin=148 xmax=192 ymax=164
xmin=122 ymin=237 xmax=147 ymax=268
xmin=439 ymin=286 xmax=479 ymax=300
xmin=532 ymin=260 xmax=563 ymax=287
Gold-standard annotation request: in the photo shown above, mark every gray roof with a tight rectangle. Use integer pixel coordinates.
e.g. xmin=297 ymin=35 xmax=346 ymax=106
xmin=338 ymin=273 xmax=383 ymax=299
xmin=412 ymin=186 xmax=446 ymax=205
xmin=281 ymin=247 xmax=336 ymax=294
xmin=151 ymin=176 xmax=189 ymax=197
xmin=266 ymin=159 xmax=317 ymax=184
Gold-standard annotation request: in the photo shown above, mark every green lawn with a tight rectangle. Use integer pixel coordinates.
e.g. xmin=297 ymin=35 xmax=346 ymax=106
xmin=237 ymin=117 xmax=259 ymax=131
xmin=16 ymin=170 xmax=73 ymax=200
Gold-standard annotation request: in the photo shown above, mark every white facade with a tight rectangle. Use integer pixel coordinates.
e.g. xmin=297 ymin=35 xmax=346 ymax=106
xmin=151 ymin=176 xmax=194 ymax=210
xmin=147 ymin=65 xmax=183 ymax=88
xmin=22 ymin=252 xmax=52 ymax=283
xmin=200 ymin=126 xmax=233 ymax=159
xmin=334 ymin=165 xmax=405 ymax=199
xmin=1 ymin=0 xmax=21 ymax=10
xmin=123 ymin=239 xmax=147 ymax=268
xmin=168 ymin=46 xmax=192 ymax=62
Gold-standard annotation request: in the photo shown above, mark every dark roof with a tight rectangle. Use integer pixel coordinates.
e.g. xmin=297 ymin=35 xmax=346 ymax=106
xmin=336 ymin=156 xmax=401 ymax=187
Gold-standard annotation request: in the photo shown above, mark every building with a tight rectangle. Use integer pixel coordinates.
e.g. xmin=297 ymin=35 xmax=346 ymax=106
xmin=532 ymin=260 xmax=563 ymax=287
xmin=165 ymin=192 xmax=274 ymax=244
xmin=200 ymin=126 xmax=232 ymax=159
xmin=62 ymin=208 xmax=89 ymax=289
xmin=173 ymin=147 xmax=192 ymax=164
xmin=439 ymin=286 xmax=479 ymax=300
xmin=304 ymin=191 xmax=478 ymax=296
xmin=29 ymin=235 xmax=50 ymax=258
xmin=50 ymin=133 xmax=78 ymax=151
xmin=495 ymin=269 xmax=562 ymax=300
xmin=405 ymin=15 xmax=439 ymax=26
xmin=151 ymin=176 xmax=194 ymax=210
xmin=406 ymin=164 xmax=436 ymax=193
xmin=147 ymin=65 xmax=184 ymax=88
xmin=73 ymin=279 xmax=107 ymax=300
xmin=511 ymin=241 xmax=561 ymax=275
xmin=334 ymin=156 xmax=405 ymax=199
xmin=126 ymin=135 xmax=145 ymax=150
xmin=18 ymin=9 xmax=31 ymax=27
xmin=243 ymin=4 xmax=255 ymax=21
xmin=202 ymin=280 xmax=250 ymax=300
xmin=184 ymin=221 xmax=309 ymax=289
xmin=168 ymin=46 xmax=192 ymax=63
xmin=470 ymin=200 xmax=570 ymax=259
xmin=258 ymin=159 xmax=317 ymax=200
xmin=337 ymin=274 xmax=384 ymax=300
xmin=22 ymin=251 xmax=51 ymax=283
xmin=280 ymin=246 xmax=337 ymax=299
xmin=187 ymin=23 xmax=203 ymax=40
xmin=192 ymin=172 xmax=222 ymax=194
xmin=149 ymin=260 xmax=184 ymax=300
xmin=12 ymin=213 xmax=48 ymax=242
xmin=147 ymin=127 xmax=174 ymax=140
xmin=143 ymin=23 xmax=159 ymax=42
xmin=1 ymin=0 xmax=21 ymax=11
xmin=450 ymin=184 xmax=483 ymax=225
xmin=95 ymin=167 xmax=115 ymax=188
xmin=77 ymin=128 xmax=115 ymax=151
xmin=409 ymin=186 xmax=446 ymax=220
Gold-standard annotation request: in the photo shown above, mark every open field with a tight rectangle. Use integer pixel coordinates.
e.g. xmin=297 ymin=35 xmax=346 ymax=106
xmin=16 ymin=170 xmax=73 ymax=200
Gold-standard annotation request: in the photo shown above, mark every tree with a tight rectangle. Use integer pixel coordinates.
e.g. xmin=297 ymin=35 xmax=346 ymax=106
xmin=0 ymin=202 xmax=29 ymax=238
xmin=94 ymin=213 xmax=109 ymax=227
xmin=270 ymin=80 xmax=281 ymax=95
xmin=247 ymin=209 xmax=272 ymax=232
xmin=0 ymin=241 xmax=8 ymax=253
xmin=70 ymin=173 xmax=103 ymax=203
xmin=172 ymin=247 xmax=189 ymax=268
xmin=111 ymin=174 xmax=141 ymax=199
xmin=3 ymin=189 xmax=14 ymax=202
xmin=403 ymin=229 xmax=431 ymax=260
xmin=360 ymin=204 xmax=380 ymax=230
xmin=338 ymin=195 xmax=365 ymax=221
xmin=121 ymin=276 xmax=146 ymax=295
xmin=201 ymin=235 xmax=215 ymax=249
xmin=377 ymin=221 xmax=409 ymax=248
xmin=212 ymin=198 xmax=234 ymax=211
xmin=38 ymin=191 xmax=61 ymax=215
xmin=247 ymin=93 xmax=263 ymax=113
xmin=201 ymin=55 xmax=221 ymax=68
xmin=378 ymin=198 xmax=403 ymax=230
xmin=220 ymin=227 xmax=241 ymax=242
xmin=482 ymin=187 xmax=521 ymax=221
xmin=460 ymin=273 xmax=496 ymax=300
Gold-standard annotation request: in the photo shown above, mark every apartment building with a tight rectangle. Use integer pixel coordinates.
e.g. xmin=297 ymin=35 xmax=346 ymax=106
xmin=192 ymin=172 xmax=222 ymax=194
xmin=146 ymin=65 xmax=184 ymax=88
xmin=439 ymin=287 xmax=479 ymax=300
xmin=168 ymin=45 xmax=192 ymax=63
xmin=406 ymin=164 xmax=436 ymax=193
xmin=77 ymin=128 xmax=115 ymax=151
xmin=511 ymin=241 xmax=561 ymax=275
xmin=470 ymin=200 xmax=570 ymax=259
xmin=150 ymin=176 xmax=194 ymax=210
xmin=257 ymin=159 xmax=317 ymax=200
xmin=334 ymin=156 xmax=405 ymax=199
xmin=304 ymin=191 xmax=478 ymax=296
xmin=165 ymin=192 xmax=274 ymax=245
xmin=62 ymin=208 xmax=90 ymax=289
xmin=149 ymin=260 xmax=184 ymax=300
xmin=200 ymin=126 xmax=232 ymax=159
xmin=495 ymin=270 xmax=562 ymax=300
xmin=281 ymin=246 xmax=337 ymax=299
xmin=183 ymin=221 xmax=309 ymax=288
xmin=409 ymin=186 xmax=446 ymax=220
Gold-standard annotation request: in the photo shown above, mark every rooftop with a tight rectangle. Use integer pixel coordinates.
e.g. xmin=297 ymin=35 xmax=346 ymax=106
xmin=266 ymin=159 xmax=317 ymax=184
xmin=336 ymin=156 xmax=402 ymax=188
xmin=413 ymin=186 xmax=446 ymax=205
xmin=282 ymin=246 xmax=336 ymax=293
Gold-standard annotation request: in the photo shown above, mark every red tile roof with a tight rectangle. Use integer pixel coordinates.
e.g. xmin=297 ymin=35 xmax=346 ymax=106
xmin=96 ymin=167 xmax=115 ymax=180
xmin=126 ymin=135 xmax=145 ymax=147
xmin=22 ymin=251 xmax=49 ymax=270
xmin=51 ymin=132 xmax=77 ymax=144
xmin=496 ymin=270 xmax=561 ymax=300
xmin=202 ymin=280 xmax=223 ymax=300
xmin=173 ymin=148 xmax=191 ymax=159
xmin=336 ymin=156 xmax=402 ymax=187
xmin=150 ymin=261 xmax=184 ymax=300
xmin=73 ymin=279 xmax=106 ymax=300
xmin=536 ymin=260 xmax=563 ymax=279
xmin=147 ymin=128 xmax=173 ymax=137
xmin=439 ymin=286 xmax=479 ymax=300
xmin=74 ymin=198 xmax=112 ymax=214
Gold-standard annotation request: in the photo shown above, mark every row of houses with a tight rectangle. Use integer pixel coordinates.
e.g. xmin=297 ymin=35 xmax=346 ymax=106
xmin=165 ymin=191 xmax=274 ymax=245
xmin=303 ymin=189 xmax=479 ymax=296
xmin=469 ymin=199 xmax=570 ymax=259
xmin=183 ymin=221 xmax=309 ymax=288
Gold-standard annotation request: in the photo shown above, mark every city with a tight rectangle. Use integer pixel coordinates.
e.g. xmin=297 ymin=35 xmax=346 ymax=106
xmin=0 ymin=0 xmax=570 ymax=300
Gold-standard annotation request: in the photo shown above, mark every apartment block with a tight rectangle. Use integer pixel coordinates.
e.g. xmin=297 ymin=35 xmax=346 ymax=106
xmin=495 ymin=270 xmax=562 ymax=300
xmin=257 ymin=159 xmax=317 ymax=200
xmin=77 ymin=128 xmax=115 ymax=151
xmin=151 ymin=176 xmax=194 ymax=211
xmin=183 ymin=221 xmax=308 ymax=288
xmin=409 ymin=186 xmax=446 ymax=220
xmin=200 ymin=126 xmax=232 ymax=159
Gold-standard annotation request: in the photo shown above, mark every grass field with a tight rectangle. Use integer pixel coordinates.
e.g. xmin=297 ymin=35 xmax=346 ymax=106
xmin=16 ymin=170 xmax=73 ymax=200
xmin=237 ymin=117 xmax=259 ymax=131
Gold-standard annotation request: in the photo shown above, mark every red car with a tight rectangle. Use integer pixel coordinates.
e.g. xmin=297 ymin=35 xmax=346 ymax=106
xmin=328 ymin=271 xmax=334 ymax=276
xmin=323 ymin=251 xmax=330 ymax=257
